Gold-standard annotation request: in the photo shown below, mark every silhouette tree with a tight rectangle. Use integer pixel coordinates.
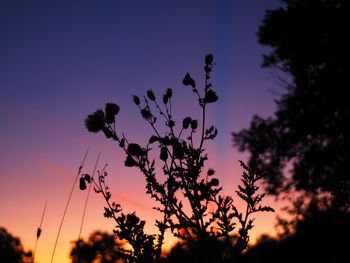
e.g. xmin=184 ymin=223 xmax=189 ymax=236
xmin=0 ymin=227 xmax=32 ymax=263
xmin=233 ymin=0 xmax=350 ymax=209
xmin=70 ymin=231 xmax=124 ymax=263
xmin=82 ymin=55 xmax=274 ymax=262
xmin=166 ymin=237 xmax=226 ymax=263
xmin=241 ymin=206 xmax=350 ymax=263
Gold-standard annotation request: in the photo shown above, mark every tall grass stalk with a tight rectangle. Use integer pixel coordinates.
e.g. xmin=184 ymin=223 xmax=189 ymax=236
xmin=77 ymin=152 xmax=101 ymax=240
xmin=32 ymin=200 xmax=47 ymax=263
xmin=50 ymin=148 xmax=89 ymax=263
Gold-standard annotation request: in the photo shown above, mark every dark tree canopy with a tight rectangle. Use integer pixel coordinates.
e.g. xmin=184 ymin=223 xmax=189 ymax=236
xmin=233 ymin=0 xmax=350 ymax=208
xmin=241 ymin=207 xmax=350 ymax=263
xmin=70 ymin=231 xmax=124 ymax=263
xmin=0 ymin=227 xmax=32 ymax=263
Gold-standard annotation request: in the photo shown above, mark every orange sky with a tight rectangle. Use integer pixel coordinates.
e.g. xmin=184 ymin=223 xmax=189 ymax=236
xmin=1 ymin=148 xmax=282 ymax=263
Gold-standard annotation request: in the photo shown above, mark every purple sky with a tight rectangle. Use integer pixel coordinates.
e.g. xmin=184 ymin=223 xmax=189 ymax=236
xmin=0 ymin=1 xmax=283 ymax=262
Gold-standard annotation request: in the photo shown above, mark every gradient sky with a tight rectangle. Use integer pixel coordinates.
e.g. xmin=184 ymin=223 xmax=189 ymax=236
xmin=0 ymin=1 xmax=284 ymax=262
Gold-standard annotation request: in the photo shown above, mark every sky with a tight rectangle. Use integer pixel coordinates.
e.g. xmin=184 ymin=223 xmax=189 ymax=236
xmin=0 ymin=1 xmax=283 ymax=262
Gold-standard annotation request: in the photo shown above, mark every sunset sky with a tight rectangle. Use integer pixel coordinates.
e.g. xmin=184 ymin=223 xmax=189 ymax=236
xmin=0 ymin=1 xmax=284 ymax=262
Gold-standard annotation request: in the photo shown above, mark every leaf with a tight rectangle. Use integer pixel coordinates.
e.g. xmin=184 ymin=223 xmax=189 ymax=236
xmin=160 ymin=147 xmax=168 ymax=162
xmin=102 ymin=127 xmax=113 ymax=138
xmin=127 ymin=143 xmax=143 ymax=156
xmin=125 ymin=155 xmax=136 ymax=167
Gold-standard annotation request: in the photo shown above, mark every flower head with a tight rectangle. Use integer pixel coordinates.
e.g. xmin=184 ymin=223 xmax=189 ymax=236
xmin=105 ymin=103 xmax=120 ymax=116
xmin=105 ymin=103 xmax=120 ymax=124
xmin=205 ymin=89 xmax=218 ymax=103
xmin=85 ymin=110 xmax=105 ymax=133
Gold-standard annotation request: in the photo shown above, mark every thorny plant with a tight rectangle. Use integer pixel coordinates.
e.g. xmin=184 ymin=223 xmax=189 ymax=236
xmin=81 ymin=54 xmax=274 ymax=262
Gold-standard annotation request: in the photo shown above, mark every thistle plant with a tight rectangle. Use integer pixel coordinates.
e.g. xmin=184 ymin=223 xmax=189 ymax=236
xmin=81 ymin=54 xmax=274 ymax=262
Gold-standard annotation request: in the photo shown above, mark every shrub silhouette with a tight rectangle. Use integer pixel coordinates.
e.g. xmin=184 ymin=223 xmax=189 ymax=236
xmin=82 ymin=55 xmax=274 ymax=262
xmin=241 ymin=207 xmax=350 ymax=263
xmin=70 ymin=231 xmax=124 ymax=263
xmin=0 ymin=227 xmax=32 ymax=263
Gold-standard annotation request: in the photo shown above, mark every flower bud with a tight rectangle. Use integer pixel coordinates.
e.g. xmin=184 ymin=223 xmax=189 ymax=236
xmin=191 ymin=119 xmax=198 ymax=130
xmin=205 ymin=54 xmax=214 ymax=65
xmin=147 ymin=89 xmax=156 ymax=101
xmin=79 ymin=177 xmax=87 ymax=190
xmin=166 ymin=88 xmax=172 ymax=98
xmin=182 ymin=117 xmax=192 ymax=129
xmin=133 ymin=95 xmax=140 ymax=105
xmin=210 ymin=178 xmax=219 ymax=186
xmin=207 ymin=169 xmax=215 ymax=176
xmin=183 ymin=73 xmax=196 ymax=88
xmin=163 ymin=94 xmax=168 ymax=104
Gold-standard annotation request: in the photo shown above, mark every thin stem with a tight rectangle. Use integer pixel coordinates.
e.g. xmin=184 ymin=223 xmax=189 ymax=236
xmin=32 ymin=200 xmax=47 ymax=263
xmin=77 ymin=153 xmax=101 ymax=241
xmin=50 ymin=148 xmax=89 ymax=263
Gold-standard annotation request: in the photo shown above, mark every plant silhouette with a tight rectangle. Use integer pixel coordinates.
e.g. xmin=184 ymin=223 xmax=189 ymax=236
xmin=81 ymin=55 xmax=274 ymax=262
xmin=0 ymin=227 xmax=32 ymax=263
xmin=233 ymin=0 xmax=350 ymax=210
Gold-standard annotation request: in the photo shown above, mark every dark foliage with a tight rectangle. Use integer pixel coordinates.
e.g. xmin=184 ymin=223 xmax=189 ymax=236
xmin=167 ymin=237 xmax=227 ymax=263
xmin=83 ymin=55 xmax=273 ymax=262
xmin=241 ymin=207 xmax=350 ymax=263
xmin=71 ymin=231 xmax=124 ymax=263
xmin=233 ymin=0 xmax=350 ymax=209
xmin=0 ymin=227 xmax=32 ymax=263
